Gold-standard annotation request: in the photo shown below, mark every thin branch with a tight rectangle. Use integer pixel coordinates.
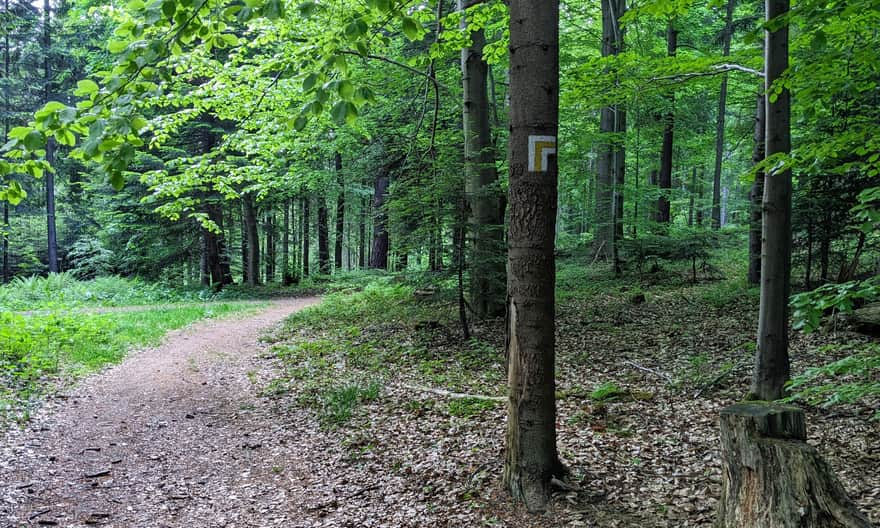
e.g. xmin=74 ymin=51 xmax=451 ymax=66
xmin=339 ymin=51 xmax=446 ymax=92
xmin=398 ymin=383 xmax=506 ymax=402
xmin=651 ymin=63 xmax=764 ymax=84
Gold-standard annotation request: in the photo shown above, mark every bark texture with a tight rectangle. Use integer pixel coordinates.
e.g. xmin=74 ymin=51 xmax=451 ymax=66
xmin=334 ymin=152 xmax=344 ymax=271
xmin=43 ymin=0 xmax=58 ymax=273
xmin=302 ymin=196 xmax=310 ymax=277
xmin=369 ymin=171 xmax=390 ymax=270
xmin=748 ymin=93 xmax=766 ymax=285
xmin=460 ymin=1 xmax=505 ymax=319
xmin=242 ymin=195 xmax=260 ymax=286
xmin=657 ymin=23 xmax=677 ymax=224
xmin=751 ymin=0 xmax=792 ymax=401
xmin=716 ymin=403 xmax=871 ymax=528
xmin=317 ymin=199 xmax=330 ymax=275
xmin=503 ymin=0 xmax=563 ymax=512
xmin=711 ymin=0 xmax=736 ymax=229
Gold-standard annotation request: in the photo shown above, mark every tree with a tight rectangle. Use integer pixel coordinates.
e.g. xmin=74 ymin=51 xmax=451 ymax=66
xmin=459 ymin=0 xmax=504 ymax=318
xmin=711 ymin=0 xmax=736 ymax=229
xmin=750 ymin=0 xmax=792 ymax=401
xmin=657 ymin=22 xmax=677 ymax=224
xmin=334 ymin=151 xmax=344 ymax=271
xmin=42 ymin=0 xmax=57 ymax=272
xmin=503 ymin=0 xmax=564 ymax=511
xmin=747 ymin=93 xmax=765 ymax=285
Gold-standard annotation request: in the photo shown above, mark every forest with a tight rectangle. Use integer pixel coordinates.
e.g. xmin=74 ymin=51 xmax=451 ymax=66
xmin=0 ymin=0 xmax=878 ymax=525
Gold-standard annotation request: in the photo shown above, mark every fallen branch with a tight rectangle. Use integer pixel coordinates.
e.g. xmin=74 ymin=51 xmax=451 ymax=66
xmin=651 ymin=63 xmax=764 ymax=84
xmin=398 ymin=383 xmax=506 ymax=402
xmin=622 ymin=360 xmax=673 ymax=382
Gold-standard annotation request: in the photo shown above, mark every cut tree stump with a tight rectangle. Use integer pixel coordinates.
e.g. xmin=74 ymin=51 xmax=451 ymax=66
xmin=716 ymin=403 xmax=872 ymax=528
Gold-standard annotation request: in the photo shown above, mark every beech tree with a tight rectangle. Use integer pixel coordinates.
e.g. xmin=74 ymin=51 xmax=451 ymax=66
xmin=750 ymin=0 xmax=791 ymax=401
xmin=503 ymin=0 xmax=564 ymax=511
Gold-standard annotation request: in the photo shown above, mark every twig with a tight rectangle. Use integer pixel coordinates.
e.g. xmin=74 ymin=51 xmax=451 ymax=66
xmin=651 ymin=63 xmax=764 ymax=84
xmin=622 ymin=360 xmax=672 ymax=382
xmin=398 ymin=383 xmax=505 ymax=402
xmin=28 ymin=509 xmax=51 ymax=521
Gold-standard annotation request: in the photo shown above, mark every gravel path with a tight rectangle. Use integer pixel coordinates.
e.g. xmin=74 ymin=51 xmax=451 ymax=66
xmin=1 ymin=297 xmax=323 ymax=528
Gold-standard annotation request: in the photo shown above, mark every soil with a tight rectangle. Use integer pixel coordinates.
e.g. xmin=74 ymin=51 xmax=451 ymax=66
xmin=1 ymin=297 xmax=325 ymax=528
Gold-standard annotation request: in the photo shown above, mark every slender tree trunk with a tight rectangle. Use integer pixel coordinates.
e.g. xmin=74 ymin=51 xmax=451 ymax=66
xmin=302 ymin=196 xmax=310 ymax=277
xmin=503 ymin=0 xmax=563 ymax=511
xmin=242 ymin=194 xmax=260 ymax=286
xmin=819 ymin=220 xmax=830 ymax=282
xmin=748 ymin=93 xmax=766 ymax=285
xmin=750 ymin=0 xmax=792 ymax=401
xmin=240 ymin=201 xmax=248 ymax=284
xmin=460 ymin=1 xmax=504 ymax=318
xmin=1 ymin=200 xmax=7 ymax=283
xmin=42 ymin=0 xmax=58 ymax=273
xmin=282 ymin=199 xmax=291 ymax=284
xmin=318 ymin=198 xmax=330 ymax=274
xmin=334 ymin=152 xmax=344 ymax=271
xmin=369 ymin=171 xmax=390 ymax=270
xmin=805 ymin=217 xmax=813 ymax=289
xmin=2 ymin=1 xmax=10 ymax=283
xmin=358 ymin=196 xmax=366 ymax=269
xmin=688 ymin=167 xmax=697 ymax=226
xmin=711 ymin=0 xmax=736 ymax=229
xmin=648 ymin=169 xmax=659 ymax=222
xmin=657 ymin=23 xmax=677 ymax=225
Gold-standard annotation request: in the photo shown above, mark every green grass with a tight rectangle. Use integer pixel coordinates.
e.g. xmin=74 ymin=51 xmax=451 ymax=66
xmin=0 ymin=301 xmax=261 ymax=423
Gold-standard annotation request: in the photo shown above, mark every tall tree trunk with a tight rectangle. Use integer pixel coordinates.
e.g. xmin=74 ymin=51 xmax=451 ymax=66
xmin=359 ymin=196 xmax=366 ymax=269
xmin=282 ymin=199 xmax=291 ymax=284
xmin=43 ymin=0 xmax=58 ymax=273
xmin=317 ymin=198 xmax=330 ymax=274
xmin=711 ymin=0 xmax=736 ymax=229
xmin=460 ymin=0 xmax=504 ymax=318
xmin=688 ymin=167 xmax=697 ymax=226
xmin=503 ymin=0 xmax=563 ymax=512
xmin=302 ymin=196 xmax=310 ymax=277
xmin=750 ymin=0 xmax=792 ymax=401
xmin=595 ymin=0 xmax=626 ymax=262
xmin=804 ymin=216 xmax=813 ymax=289
xmin=334 ymin=153 xmax=344 ymax=271
xmin=369 ymin=171 xmax=390 ymax=270
xmin=202 ymin=201 xmax=230 ymax=288
xmin=1 ymin=200 xmax=7 ymax=283
xmin=240 ymin=201 xmax=248 ymax=284
xmin=2 ymin=0 xmax=10 ymax=284
xmin=242 ymin=194 xmax=260 ymax=286
xmin=657 ymin=22 xmax=677 ymax=224
xmin=748 ymin=93 xmax=766 ymax=285
xmin=819 ymin=219 xmax=830 ymax=282
xmin=266 ymin=212 xmax=276 ymax=282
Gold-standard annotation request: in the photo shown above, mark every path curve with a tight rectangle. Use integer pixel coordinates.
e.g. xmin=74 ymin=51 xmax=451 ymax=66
xmin=1 ymin=297 xmax=322 ymax=528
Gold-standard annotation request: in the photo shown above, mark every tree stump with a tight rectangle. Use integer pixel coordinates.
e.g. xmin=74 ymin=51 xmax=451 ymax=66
xmin=716 ymin=403 xmax=872 ymax=528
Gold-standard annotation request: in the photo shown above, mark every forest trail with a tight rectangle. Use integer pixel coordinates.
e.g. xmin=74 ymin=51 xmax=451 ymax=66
xmin=1 ymin=297 xmax=323 ymax=528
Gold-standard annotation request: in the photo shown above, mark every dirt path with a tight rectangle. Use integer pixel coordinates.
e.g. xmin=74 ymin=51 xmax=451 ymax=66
xmin=0 ymin=297 xmax=323 ymax=528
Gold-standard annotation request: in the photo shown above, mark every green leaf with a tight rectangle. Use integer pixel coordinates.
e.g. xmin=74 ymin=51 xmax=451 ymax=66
xmin=109 ymin=171 xmax=125 ymax=190
xmin=131 ymin=117 xmax=149 ymax=132
xmin=293 ymin=115 xmax=308 ymax=131
xmin=8 ymin=127 xmax=30 ymax=140
xmin=331 ymin=101 xmax=349 ymax=124
xmin=298 ymin=1 xmax=317 ymax=17
xmin=302 ymin=73 xmax=319 ymax=92
xmin=162 ymin=0 xmax=176 ymax=19
xmin=337 ymin=80 xmax=355 ymax=100
xmin=56 ymin=129 xmax=76 ymax=147
xmin=401 ymin=16 xmax=421 ymax=41
xmin=108 ymin=40 xmax=129 ymax=54
xmin=23 ymin=131 xmax=45 ymax=151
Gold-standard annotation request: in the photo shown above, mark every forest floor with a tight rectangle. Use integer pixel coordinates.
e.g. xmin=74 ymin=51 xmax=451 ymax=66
xmin=1 ymin=263 xmax=878 ymax=528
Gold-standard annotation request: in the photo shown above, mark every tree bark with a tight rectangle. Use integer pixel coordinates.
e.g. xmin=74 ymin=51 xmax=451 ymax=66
xmin=716 ymin=403 xmax=871 ymax=528
xmin=503 ymin=0 xmax=564 ymax=512
xmin=595 ymin=0 xmax=626 ymax=262
xmin=748 ymin=93 xmax=766 ymax=285
xmin=369 ymin=170 xmax=390 ymax=270
xmin=302 ymin=196 xmax=310 ymax=277
xmin=43 ymin=0 xmax=58 ymax=273
xmin=711 ymin=0 xmax=736 ymax=229
xmin=657 ymin=22 xmax=677 ymax=225
xmin=317 ymin=198 xmax=330 ymax=274
xmin=688 ymin=167 xmax=697 ymax=226
xmin=334 ymin=152 xmax=344 ymax=271
xmin=240 ymin=202 xmax=248 ymax=284
xmin=460 ymin=1 xmax=505 ymax=318
xmin=282 ymin=199 xmax=291 ymax=284
xmin=359 ymin=196 xmax=366 ymax=269
xmin=750 ymin=0 xmax=792 ymax=401
xmin=242 ymin=194 xmax=260 ymax=286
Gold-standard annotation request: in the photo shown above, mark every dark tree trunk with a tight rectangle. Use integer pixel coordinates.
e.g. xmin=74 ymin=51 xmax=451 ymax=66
xmin=334 ymin=152 xmax=344 ymax=271
xmin=267 ymin=212 xmax=277 ymax=282
xmin=648 ymin=169 xmax=659 ymax=222
xmin=716 ymin=403 xmax=871 ymax=528
xmin=282 ymin=199 xmax=291 ymax=284
xmin=750 ymin=0 xmax=792 ymax=401
xmin=688 ymin=167 xmax=697 ymax=226
xmin=302 ymin=196 xmax=310 ymax=277
xmin=202 ymin=201 xmax=232 ymax=289
xmin=460 ymin=0 xmax=505 ymax=318
xmin=242 ymin=195 xmax=260 ymax=286
xmin=503 ymin=0 xmax=563 ymax=512
xmin=369 ymin=171 xmax=390 ymax=270
xmin=43 ymin=0 xmax=58 ymax=273
xmin=657 ymin=23 xmax=677 ymax=225
xmin=358 ymin=196 xmax=366 ymax=269
xmin=1 ymin=200 xmax=8 ymax=283
xmin=2 ymin=0 xmax=9 ymax=283
xmin=819 ymin=221 xmax=830 ymax=282
xmin=317 ymin=199 xmax=330 ymax=274
xmin=696 ymin=169 xmax=705 ymax=226
xmin=805 ymin=217 xmax=813 ymax=289
xmin=595 ymin=0 xmax=626 ymax=262
xmin=240 ymin=202 xmax=248 ymax=284
xmin=748 ymin=93 xmax=766 ymax=285
xmin=711 ymin=0 xmax=736 ymax=229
